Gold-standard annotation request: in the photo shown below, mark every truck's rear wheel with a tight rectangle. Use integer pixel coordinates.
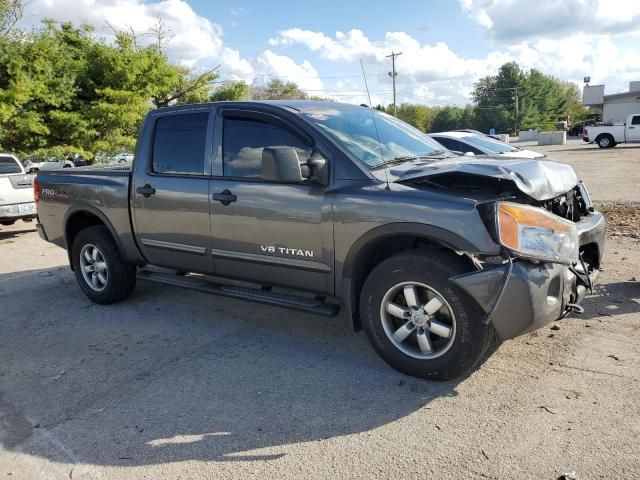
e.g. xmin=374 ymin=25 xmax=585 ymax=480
xmin=596 ymin=134 xmax=615 ymax=148
xmin=71 ymin=225 xmax=136 ymax=304
xmin=359 ymin=250 xmax=497 ymax=380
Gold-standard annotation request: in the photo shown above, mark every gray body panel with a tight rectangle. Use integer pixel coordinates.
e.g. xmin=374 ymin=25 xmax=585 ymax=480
xmin=35 ymin=100 xmax=605 ymax=341
xmin=35 ymin=169 xmax=144 ymax=265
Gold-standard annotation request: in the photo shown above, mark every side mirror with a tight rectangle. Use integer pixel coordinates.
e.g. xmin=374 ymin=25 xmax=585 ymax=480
xmin=463 ymin=151 xmax=476 ymax=157
xmin=262 ymin=147 xmax=304 ymax=183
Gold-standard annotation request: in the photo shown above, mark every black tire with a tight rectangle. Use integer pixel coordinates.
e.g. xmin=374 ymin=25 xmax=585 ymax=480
xmin=71 ymin=225 xmax=136 ymax=304
xmin=359 ymin=249 xmax=498 ymax=381
xmin=596 ymin=134 xmax=615 ymax=148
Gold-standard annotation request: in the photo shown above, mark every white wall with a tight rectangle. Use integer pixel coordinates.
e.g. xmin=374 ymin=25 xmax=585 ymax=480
xmin=538 ymin=131 xmax=566 ymax=145
xmin=518 ymin=130 xmax=538 ymax=141
xmin=603 ymin=100 xmax=640 ymax=124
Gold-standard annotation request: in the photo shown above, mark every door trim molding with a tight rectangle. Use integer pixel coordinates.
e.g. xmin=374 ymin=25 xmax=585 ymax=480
xmin=211 ymin=248 xmax=331 ymax=273
xmin=141 ymin=238 xmax=207 ymax=255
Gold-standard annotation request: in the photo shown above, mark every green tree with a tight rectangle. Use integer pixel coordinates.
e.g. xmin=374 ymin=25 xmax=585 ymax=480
xmin=472 ymin=61 xmax=584 ymax=133
xmin=396 ymin=103 xmax=435 ymax=132
xmin=210 ymin=81 xmax=250 ymax=101
xmin=251 ymin=78 xmax=308 ymax=100
xmin=0 ymin=19 xmax=219 ymax=158
xmin=430 ymin=106 xmax=476 ymax=133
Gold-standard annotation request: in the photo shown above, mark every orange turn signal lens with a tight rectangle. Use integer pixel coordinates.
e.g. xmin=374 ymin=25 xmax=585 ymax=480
xmin=496 ymin=202 xmax=578 ymax=264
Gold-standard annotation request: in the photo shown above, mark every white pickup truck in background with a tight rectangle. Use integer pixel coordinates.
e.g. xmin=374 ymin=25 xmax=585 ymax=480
xmin=0 ymin=154 xmax=36 ymax=226
xmin=584 ymin=113 xmax=640 ymax=148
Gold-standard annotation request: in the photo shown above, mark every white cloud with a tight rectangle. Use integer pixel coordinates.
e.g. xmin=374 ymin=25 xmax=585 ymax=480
xmin=254 ymin=50 xmax=324 ymax=92
xmin=269 ymin=22 xmax=640 ymax=103
xmin=269 ymin=28 xmax=513 ymax=104
xmin=460 ymin=0 xmax=640 ymax=42
xmin=24 ymin=0 xmax=252 ymax=75
xmin=20 ymin=0 xmax=640 ymax=106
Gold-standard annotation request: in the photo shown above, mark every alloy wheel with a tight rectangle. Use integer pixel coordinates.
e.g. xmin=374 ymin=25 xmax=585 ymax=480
xmin=79 ymin=244 xmax=109 ymax=292
xmin=380 ymin=281 xmax=456 ymax=359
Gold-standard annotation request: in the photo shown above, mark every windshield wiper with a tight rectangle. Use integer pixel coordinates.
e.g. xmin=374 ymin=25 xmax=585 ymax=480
xmin=372 ymin=150 xmax=449 ymax=169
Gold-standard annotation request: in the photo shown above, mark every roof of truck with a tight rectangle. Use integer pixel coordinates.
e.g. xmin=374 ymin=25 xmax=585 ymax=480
xmin=155 ymin=100 xmax=362 ymax=113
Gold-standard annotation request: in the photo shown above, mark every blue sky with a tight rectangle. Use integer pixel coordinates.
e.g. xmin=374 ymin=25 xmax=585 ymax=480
xmin=209 ymin=0 xmax=489 ymax=58
xmin=23 ymin=0 xmax=640 ymax=106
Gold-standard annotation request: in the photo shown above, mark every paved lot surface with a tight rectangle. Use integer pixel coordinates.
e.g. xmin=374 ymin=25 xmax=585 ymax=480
xmin=1 ymin=140 xmax=639 ymax=479
xmin=514 ymin=137 xmax=640 ymax=202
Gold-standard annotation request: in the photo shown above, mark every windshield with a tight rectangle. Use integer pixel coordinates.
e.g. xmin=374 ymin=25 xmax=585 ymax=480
xmin=301 ymin=107 xmax=445 ymax=168
xmin=464 ymin=135 xmax=519 ymax=153
xmin=0 ymin=155 xmax=23 ymax=174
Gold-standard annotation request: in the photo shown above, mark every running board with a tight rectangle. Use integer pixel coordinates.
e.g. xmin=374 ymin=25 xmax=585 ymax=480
xmin=137 ymin=270 xmax=340 ymax=317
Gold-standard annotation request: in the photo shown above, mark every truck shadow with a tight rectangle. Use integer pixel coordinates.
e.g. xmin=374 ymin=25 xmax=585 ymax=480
xmin=0 ymin=226 xmax=36 ymax=241
xmin=581 ymin=280 xmax=640 ymax=319
xmin=0 ymin=265 xmax=461 ymax=468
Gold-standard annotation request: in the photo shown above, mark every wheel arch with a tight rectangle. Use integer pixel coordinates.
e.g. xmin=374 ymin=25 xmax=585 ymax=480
xmin=340 ymin=223 xmax=480 ymax=331
xmin=64 ymin=206 xmax=126 ymax=270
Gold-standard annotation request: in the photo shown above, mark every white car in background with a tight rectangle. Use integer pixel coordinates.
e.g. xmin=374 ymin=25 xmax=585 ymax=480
xmin=109 ymin=153 xmax=134 ymax=164
xmin=0 ymin=154 xmax=36 ymax=226
xmin=24 ymin=158 xmax=75 ymax=173
xmin=429 ymin=131 xmax=544 ymax=159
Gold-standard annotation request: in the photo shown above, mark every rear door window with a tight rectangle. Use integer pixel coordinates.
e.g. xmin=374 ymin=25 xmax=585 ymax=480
xmin=152 ymin=113 xmax=208 ymax=175
xmin=0 ymin=155 xmax=23 ymax=174
xmin=631 ymin=115 xmax=640 ymax=126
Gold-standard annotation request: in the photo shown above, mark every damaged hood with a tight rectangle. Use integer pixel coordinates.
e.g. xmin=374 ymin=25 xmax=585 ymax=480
xmin=377 ymin=157 xmax=580 ymax=201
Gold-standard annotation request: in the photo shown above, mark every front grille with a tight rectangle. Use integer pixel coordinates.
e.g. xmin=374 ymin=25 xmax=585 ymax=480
xmin=540 ymin=185 xmax=590 ymax=222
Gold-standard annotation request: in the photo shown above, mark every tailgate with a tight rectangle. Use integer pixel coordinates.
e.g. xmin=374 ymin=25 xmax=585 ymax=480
xmin=0 ymin=174 xmax=35 ymax=206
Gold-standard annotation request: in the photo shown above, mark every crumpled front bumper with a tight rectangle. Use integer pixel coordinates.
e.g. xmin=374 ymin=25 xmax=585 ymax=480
xmin=450 ymin=211 xmax=605 ymax=341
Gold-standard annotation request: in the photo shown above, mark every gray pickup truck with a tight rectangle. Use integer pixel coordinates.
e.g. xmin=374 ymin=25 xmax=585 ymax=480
xmin=35 ymin=101 xmax=605 ymax=380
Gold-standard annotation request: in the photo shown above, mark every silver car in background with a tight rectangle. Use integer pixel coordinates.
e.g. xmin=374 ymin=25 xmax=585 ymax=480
xmin=430 ymin=131 xmax=544 ymax=159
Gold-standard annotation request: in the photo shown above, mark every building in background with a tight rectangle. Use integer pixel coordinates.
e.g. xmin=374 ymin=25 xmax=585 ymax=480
xmin=583 ymin=81 xmax=640 ymax=124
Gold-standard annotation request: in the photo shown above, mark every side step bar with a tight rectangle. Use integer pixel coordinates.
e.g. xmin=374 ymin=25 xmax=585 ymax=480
xmin=137 ymin=270 xmax=340 ymax=317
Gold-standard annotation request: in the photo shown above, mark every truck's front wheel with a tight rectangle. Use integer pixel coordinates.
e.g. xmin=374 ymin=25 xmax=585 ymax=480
xmin=71 ymin=225 xmax=136 ymax=304
xmin=359 ymin=250 xmax=497 ymax=380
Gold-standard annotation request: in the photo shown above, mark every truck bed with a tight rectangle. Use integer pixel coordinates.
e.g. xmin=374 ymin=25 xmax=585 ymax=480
xmin=36 ymin=166 xmax=142 ymax=263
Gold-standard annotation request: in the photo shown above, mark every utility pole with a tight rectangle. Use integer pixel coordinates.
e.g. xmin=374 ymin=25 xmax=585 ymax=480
xmin=513 ymin=87 xmax=519 ymax=135
xmin=387 ymin=51 xmax=402 ymax=116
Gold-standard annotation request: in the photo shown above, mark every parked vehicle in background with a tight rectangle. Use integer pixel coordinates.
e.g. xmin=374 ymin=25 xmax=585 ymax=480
xmin=110 ymin=153 xmax=134 ymax=164
xmin=35 ymin=101 xmax=604 ymax=380
xmin=583 ymin=114 xmax=640 ymax=148
xmin=453 ymin=129 xmax=501 ymax=140
xmin=429 ymin=131 xmax=544 ymax=159
xmin=70 ymin=154 xmax=88 ymax=167
xmin=0 ymin=154 xmax=36 ymax=226
xmin=24 ymin=158 xmax=75 ymax=173
xmin=569 ymin=124 xmax=584 ymax=136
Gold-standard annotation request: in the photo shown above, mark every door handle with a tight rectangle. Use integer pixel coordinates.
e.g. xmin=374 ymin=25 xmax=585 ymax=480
xmin=211 ymin=189 xmax=237 ymax=206
xmin=136 ymin=184 xmax=156 ymax=198
xmin=629 ymin=126 xmax=635 ymax=129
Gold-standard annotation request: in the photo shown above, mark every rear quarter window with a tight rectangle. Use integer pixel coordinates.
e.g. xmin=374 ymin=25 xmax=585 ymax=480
xmin=0 ymin=155 xmax=23 ymax=174
xmin=152 ymin=112 xmax=209 ymax=175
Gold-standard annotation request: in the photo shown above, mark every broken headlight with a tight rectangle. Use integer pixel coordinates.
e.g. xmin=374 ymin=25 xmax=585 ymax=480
xmin=496 ymin=202 xmax=578 ymax=265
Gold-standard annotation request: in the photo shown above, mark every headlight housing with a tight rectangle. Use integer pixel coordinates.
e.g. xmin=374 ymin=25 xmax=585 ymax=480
xmin=497 ymin=202 xmax=578 ymax=264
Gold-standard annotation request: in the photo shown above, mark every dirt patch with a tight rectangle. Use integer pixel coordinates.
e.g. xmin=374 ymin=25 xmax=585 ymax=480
xmin=594 ymin=201 xmax=640 ymax=239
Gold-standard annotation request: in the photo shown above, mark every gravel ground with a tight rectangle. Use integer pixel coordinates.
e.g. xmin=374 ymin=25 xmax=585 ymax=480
xmin=1 ymin=139 xmax=639 ymax=479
